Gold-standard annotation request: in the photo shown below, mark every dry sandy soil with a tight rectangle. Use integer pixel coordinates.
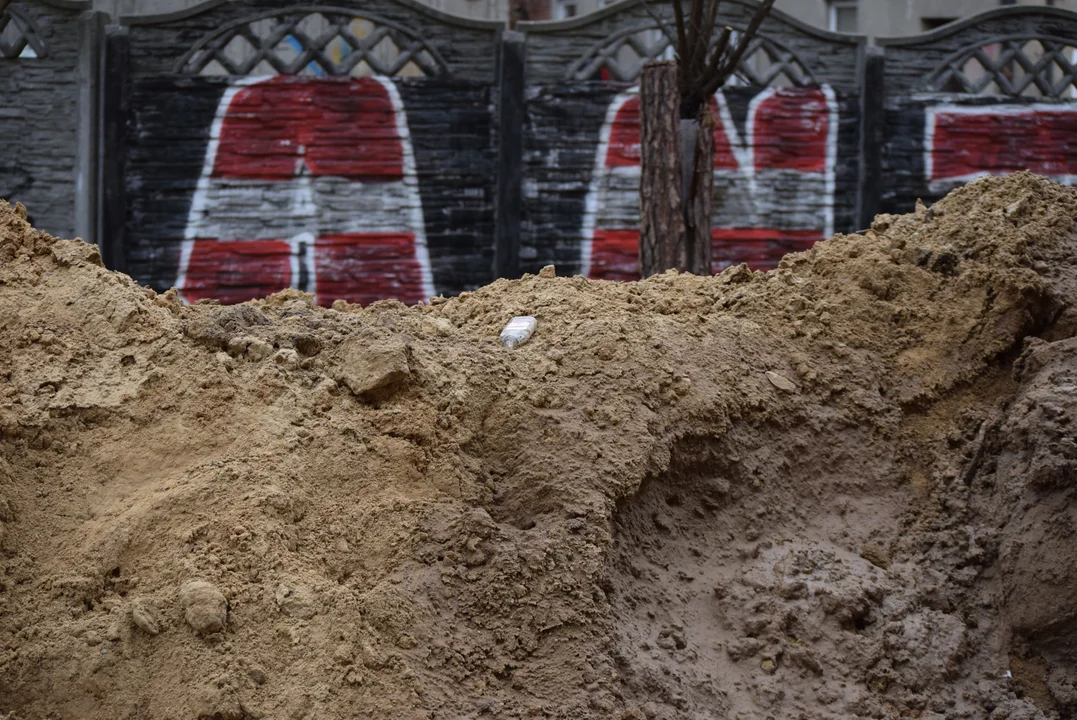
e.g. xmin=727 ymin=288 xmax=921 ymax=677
xmin=0 ymin=172 xmax=1075 ymax=719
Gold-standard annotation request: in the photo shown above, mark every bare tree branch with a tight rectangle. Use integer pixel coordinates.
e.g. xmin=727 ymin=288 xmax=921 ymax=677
xmin=699 ymin=25 xmax=735 ymax=98
xmin=716 ymin=0 xmax=775 ymax=80
xmin=699 ymin=0 xmax=722 ymax=63
xmin=639 ymin=0 xmax=679 ymax=50
xmin=670 ymin=0 xmax=688 ymax=67
xmin=686 ymin=0 xmax=720 ymax=93
xmin=687 ymin=0 xmax=704 ymax=69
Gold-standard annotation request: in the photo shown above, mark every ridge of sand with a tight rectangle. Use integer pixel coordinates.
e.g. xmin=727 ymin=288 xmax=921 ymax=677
xmin=0 ymin=173 xmax=1075 ymax=718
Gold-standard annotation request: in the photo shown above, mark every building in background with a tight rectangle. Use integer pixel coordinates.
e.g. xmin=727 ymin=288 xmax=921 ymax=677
xmin=83 ymin=0 xmax=1074 ymax=30
xmin=776 ymin=0 xmax=1068 ymax=37
xmin=533 ymin=0 xmax=1068 ymax=31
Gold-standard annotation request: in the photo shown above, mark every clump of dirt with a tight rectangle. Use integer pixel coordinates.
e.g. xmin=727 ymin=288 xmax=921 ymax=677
xmin=0 ymin=173 xmax=1075 ymax=719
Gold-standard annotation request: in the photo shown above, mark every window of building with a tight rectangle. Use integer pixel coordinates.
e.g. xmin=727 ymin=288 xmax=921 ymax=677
xmin=555 ymin=0 xmax=577 ymax=18
xmin=921 ymin=17 xmax=958 ymax=31
xmin=828 ymin=1 xmax=857 ymax=33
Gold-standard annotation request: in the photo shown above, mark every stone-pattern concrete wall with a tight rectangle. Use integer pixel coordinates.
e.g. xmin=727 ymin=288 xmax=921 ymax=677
xmin=3 ymin=1 xmax=1077 ymax=306
xmin=0 ymin=1 xmax=86 ymax=239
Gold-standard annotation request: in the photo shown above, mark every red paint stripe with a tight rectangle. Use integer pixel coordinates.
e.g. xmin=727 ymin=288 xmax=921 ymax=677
xmin=181 ymin=239 xmax=292 ymax=305
xmin=751 ymin=88 xmax=830 ymax=173
xmin=314 ymin=233 xmax=425 ymax=307
xmin=710 ymin=228 xmax=822 ymax=241
xmin=589 ymin=228 xmax=822 ymax=280
xmin=589 ymin=229 xmax=641 ymax=282
xmin=712 ymin=229 xmax=820 ymax=272
xmin=930 ymin=108 xmax=1077 ymax=181
xmin=212 ymin=77 xmax=405 ymax=182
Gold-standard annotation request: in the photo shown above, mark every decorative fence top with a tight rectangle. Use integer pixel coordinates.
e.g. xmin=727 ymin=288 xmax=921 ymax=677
xmin=879 ymin=6 xmax=1077 ymax=97
xmin=176 ymin=7 xmax=447 ymax=77
xmin=567 ymin=25 xmax=816 ymax=87
xmin=1 ymin=5 xmax=49 ymax=58
xmin=926 ymin=35 xmax=1077 ymax=98
xmin=521 ymin=0 xmax=863 ymax=88
xmin=122 ymin=0 xmax=502 ymax=81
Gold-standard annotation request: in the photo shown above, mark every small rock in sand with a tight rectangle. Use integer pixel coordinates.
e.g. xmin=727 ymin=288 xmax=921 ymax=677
xmin=130 ymin=600 xmax=161 ymax=635
xmin=275 ymin=584 xmax=317 ymax=619
xmin=860 ymin=541 xmax=892 ymax=569
xmin=179 ymin=580 xmax=228 ymax=635
xmin=246 ymin=339 xmax=274 ymax=362
xmin=335 ymin=329 xmax=410 ymax=398
xmin=766 ymin=371 xmax=797 ymax=393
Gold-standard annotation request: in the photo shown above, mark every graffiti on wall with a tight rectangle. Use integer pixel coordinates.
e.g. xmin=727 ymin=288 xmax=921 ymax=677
xmin=581 ymin=85 xmax=838 ymax=281
xmin=177 ymin=75 xmax=435 ymax=306
xmin=925 ymin=102 xmax=1077 ymax=192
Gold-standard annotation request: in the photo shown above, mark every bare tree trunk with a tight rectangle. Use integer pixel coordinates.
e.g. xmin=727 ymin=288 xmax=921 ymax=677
xmin=685 ymin=104 xmax=714 ymax=275
xmin=639 ymin=61 xmax=685 ymax=278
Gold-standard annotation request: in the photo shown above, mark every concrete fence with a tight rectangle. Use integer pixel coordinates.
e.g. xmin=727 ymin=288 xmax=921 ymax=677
xmin=2 ymin=0 xmax=1076 ymax=303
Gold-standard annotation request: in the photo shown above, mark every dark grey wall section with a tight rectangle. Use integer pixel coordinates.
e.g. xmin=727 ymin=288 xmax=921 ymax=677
xmin=0 ymin=0 xmax=88 ymax=239
xmin=394 ymin=80 xmax=497 ymax=295
xmin=521 ymin=82 xmax=621 ymax=276
xmin=123 ymin=77 xmax=223 ymax=290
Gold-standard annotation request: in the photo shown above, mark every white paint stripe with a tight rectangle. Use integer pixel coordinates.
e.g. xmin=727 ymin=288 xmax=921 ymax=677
xmin=175 ymin=238 xmax=195 ymax=297
xmin=378 ymin=76 xmax=436 ymax=302
xmin=928 ymin=172 xmax=1077 ymax=193
xmin=924 ymin=102 xmax=1077 ymax=116
xmin=714 ymin=90 xmax=749 ymax=170
xmin=924 ymin=105 xmax=938 ymax=187
xmin=288 ymin=232 xmax=315 ymax=291
xmin=743 ymin=86 xmax=777 ymax=225
xmin=185 ymin=178 xmax=420 ymax=239
xmin=592 ymin=171 xmax=831 ymax=229
xmin=580 ymin=86 xmax=638 ymax=279
xmin=822 ymin=84 xmax=838 ymax=239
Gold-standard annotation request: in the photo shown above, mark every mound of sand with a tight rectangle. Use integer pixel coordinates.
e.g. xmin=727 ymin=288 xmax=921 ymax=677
xmin=0 ymin=173 xmax=1076 ymax=719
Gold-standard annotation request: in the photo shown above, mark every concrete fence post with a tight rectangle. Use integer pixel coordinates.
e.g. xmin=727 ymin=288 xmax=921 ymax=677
xmin=493 ymin=30 xmax=525 ymax=280
xmin=857 ymin=44 xmax=885 ymax=230
xmin=74 ymin=10 xmax=104 ymax=247
xmin=98 ymin=24 xmax=129 ymax=272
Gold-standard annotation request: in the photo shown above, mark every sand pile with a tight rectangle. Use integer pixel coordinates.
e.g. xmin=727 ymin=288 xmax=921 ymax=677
xmin=0 ymin=173 xmax=1076 ymax=719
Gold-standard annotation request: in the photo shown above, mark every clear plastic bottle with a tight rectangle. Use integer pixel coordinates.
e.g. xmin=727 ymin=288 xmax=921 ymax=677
xmin=500 ymin=316 xmax=537 ymax=348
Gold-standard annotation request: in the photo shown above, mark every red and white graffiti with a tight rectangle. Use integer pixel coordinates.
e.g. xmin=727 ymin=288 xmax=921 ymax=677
xmin=582 ymin=85 xmax=838 ymax=280
xmin=925 ymin=103 xmax=1077 ymax=192
xmin=177 ymin=75 xmax=434 ymax=306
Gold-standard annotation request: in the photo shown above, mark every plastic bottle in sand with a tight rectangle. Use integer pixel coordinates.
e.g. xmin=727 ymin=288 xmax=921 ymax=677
xmin=500 ymin=316 xmax=537 ymax=348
